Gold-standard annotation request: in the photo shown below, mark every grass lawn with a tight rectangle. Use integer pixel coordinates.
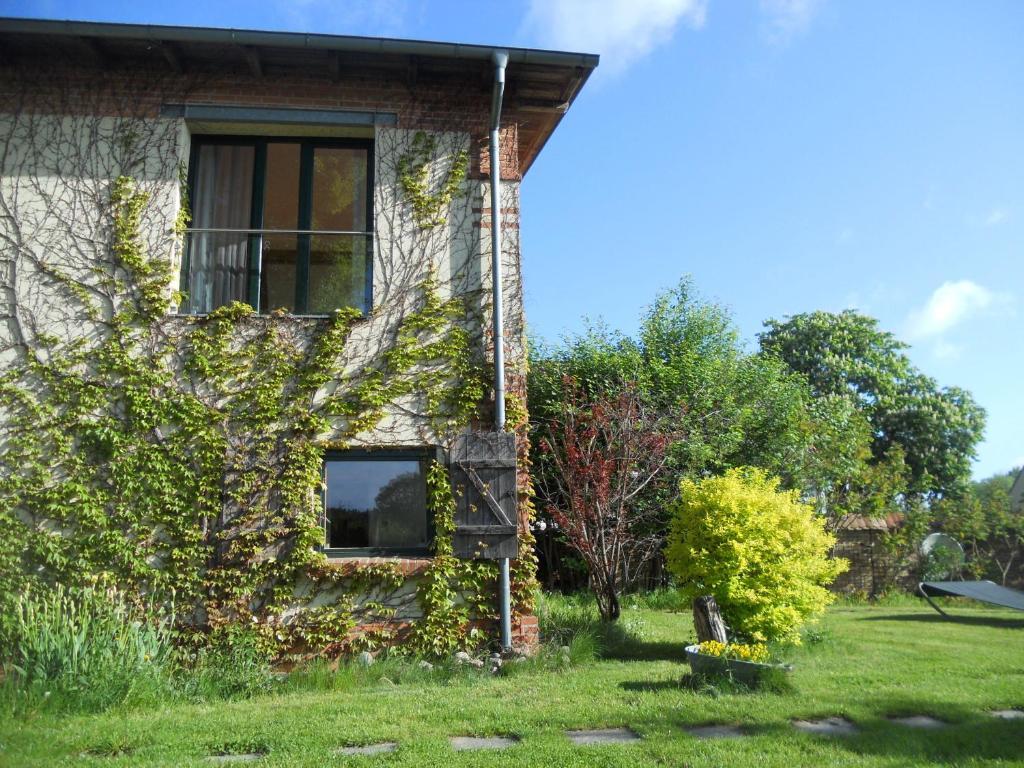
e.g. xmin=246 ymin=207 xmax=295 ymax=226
xmin=2 ymin=599 xmax=1023 ymax=767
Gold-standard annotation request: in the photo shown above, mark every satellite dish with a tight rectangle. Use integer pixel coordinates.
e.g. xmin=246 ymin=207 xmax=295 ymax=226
xmin=920 ymin=533 xmax=965 ymax=580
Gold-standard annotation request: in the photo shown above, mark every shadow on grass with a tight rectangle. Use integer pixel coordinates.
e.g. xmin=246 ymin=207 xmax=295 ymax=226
xmin=603 ymin=638 xmax=689 ymax=663
xmin=857 ymin=612 xmax=1024 ymax=629
xmin=754 ymin=698 xmax=1024 ymax=764
xmin=619 ymin=669 xmax=795 ymax=696
xmin=539 ymin=598 xmax=691 ymax=663
xmin=618 ymin=679 xmax=683 ymax=693
xmin=611 ymin=695 xmax=1024 ymax=764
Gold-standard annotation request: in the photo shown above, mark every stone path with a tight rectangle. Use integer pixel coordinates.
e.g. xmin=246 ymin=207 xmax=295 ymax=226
xmin=336 ymin=742 xmax=398 ymax=756
xmin=792 ymin=716 xmax=859 ymax=737
xmin=991 ymin=709 xmax=1024 ymax=720
xmin=565 ymin=727 xmax=641 ymax=745
xmin=204 ymin=754 xmax=265 ymax=764
xmin=887 ymin=715 xmax=947 ymax=729
xmin=198 ymin=705 xmax=1020 ymax=760
xmin=450 ymin=736 xmax=519 ymax=750
xmin=685 ymin=724 xmax=746 ymax=739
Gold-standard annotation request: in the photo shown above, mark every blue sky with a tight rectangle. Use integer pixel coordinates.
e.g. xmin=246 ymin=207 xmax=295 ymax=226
xmin=4 ymin=0 xmax=1022 ymax=479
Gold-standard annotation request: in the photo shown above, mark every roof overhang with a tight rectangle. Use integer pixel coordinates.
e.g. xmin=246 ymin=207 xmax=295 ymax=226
xmin=0 ymin=17 xmax=599 ymax=175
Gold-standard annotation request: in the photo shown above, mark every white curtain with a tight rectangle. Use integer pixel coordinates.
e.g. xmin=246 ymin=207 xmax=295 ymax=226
xmin=188 ymin=144 xmax=254 ymax=313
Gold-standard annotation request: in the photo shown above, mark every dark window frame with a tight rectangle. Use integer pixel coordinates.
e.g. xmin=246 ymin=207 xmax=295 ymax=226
xmin=181 ymin=134 xmax=375 ymax=316
xmin=321 ymin=447 xmax=441 ymax=559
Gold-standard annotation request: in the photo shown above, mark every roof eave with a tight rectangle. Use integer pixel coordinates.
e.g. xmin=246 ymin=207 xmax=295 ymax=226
xmin=0 ymin=17 xmax=600 ymax=69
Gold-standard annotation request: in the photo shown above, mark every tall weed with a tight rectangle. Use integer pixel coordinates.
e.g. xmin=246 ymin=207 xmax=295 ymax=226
xmin=0 ymin=585 xmax=176 ymax=714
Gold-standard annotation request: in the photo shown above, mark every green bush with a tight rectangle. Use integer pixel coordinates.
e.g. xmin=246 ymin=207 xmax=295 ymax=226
xmin=0 ymin=585 xmax=176 ymax=714
xmin=665 ymin=467 xmax=846 ymax=643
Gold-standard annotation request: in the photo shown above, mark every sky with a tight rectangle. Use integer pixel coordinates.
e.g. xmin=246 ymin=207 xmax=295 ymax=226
xmin=4 ymin=0 xmax=1023 ymax=480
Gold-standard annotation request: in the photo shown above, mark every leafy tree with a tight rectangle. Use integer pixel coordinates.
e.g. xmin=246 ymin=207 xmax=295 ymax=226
xmin=935 ymin=468 xmax=1023 ymax=585
xmin=665 ymin=468 xmax=846 ymax=643
xmin=530 ymin=279 xmax=825 ymax=484
xmin=759 ymin=310 xmax=986 ymax=500
xmin=529 ymin=280 xmax=864 ymax=588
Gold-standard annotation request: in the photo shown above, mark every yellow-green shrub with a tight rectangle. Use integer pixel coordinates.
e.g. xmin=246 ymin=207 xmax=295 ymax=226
xmin=666 ymin=467 xmax=846 ymax=643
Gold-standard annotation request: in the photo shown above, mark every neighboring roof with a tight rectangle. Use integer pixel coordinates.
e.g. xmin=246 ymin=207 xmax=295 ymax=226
xmin=0 ymin=17 xmax=598 ymax=175
xmin=835 ymin=513 xmax=904 ymax=532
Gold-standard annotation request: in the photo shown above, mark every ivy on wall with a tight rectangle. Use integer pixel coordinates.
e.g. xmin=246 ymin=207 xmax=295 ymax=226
xmin=0 ymin=163 xmax=531 ymax=658
xmin=397 ymin=132 xmax=469 ymax=229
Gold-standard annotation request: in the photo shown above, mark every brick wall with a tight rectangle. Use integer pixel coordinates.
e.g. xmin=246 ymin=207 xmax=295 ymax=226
xmin=0 ymin=62 xmax=522 ymax=180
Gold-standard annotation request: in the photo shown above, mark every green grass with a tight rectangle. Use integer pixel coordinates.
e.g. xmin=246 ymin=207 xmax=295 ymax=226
xmin=2 ymin=598 xmax=1023 ymax=767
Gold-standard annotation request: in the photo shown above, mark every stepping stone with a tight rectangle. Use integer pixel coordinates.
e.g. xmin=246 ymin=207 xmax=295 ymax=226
xmin=335 ymin=742 xmax=398 ymax=756
xmin=566 ymin=727 xmax=641 ymax=745
xmin=991 ymin=709 xmax=1024 ymax=720
xmin=792 ymin=717 xmax=858 ymax=737
xmin=888 ymin=715 xmax=947 ymax=729
xmin=450 ymin=735 xmax=519 ymax=750
xmin=685 ymin=724 xmax=745 ymax=739
xmin=205 ymin=755 xmax=264 ymax=764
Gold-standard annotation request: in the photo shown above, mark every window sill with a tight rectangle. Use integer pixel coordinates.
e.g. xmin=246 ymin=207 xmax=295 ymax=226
xmin=169 ymin=312 xmax=361 ymax=320
xmin=321 ymin=554 xmax=432 ymax=577
xmin=323 ymin=547 xmax=430 ymax=558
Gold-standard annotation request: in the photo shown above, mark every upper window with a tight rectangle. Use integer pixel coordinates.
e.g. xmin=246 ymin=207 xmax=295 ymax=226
xmin=182 ymin=136 xmax=373 ymax=315
xmin=323 ymin=450 xmax=433 ymax=557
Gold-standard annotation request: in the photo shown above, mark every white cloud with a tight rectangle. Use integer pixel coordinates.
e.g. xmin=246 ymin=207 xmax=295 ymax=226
xmin=984 ymin=207 xmax=1009 ymax=227
xmin=759 ymin=0 xmax=822 ymax=44
xmin=523 ymin=0 xmax=707 ymax=74
xmin=906 ymin=279 xmax=1002 ymax=340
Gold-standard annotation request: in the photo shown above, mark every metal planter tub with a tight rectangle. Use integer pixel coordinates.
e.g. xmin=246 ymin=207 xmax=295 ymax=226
xmin=684 ymin=644 xmax=792 ymax=686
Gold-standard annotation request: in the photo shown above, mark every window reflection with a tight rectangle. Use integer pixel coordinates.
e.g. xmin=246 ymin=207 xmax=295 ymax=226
xmin=325 ymin=458 xmax=429 ymax=551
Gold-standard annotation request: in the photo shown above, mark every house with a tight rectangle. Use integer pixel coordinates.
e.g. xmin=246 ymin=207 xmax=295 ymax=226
xmin=0 ymin=18 xmax=596 ymax=655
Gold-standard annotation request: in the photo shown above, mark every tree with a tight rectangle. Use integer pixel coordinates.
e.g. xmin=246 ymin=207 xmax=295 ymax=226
xmin=665 ymin=468 xmax=846 ymax=643
xmin=529 ymin=280 xmax=861 ymax=588
xmin=935 ymin=469 xmax=1023 ymax=585
xmin=536 ymin=378 xmax=678 ymax=621
xmin=530 ymin=278 xmax=831 ymax=485
xmin=759 ymin=310 xmax=986 ymax=500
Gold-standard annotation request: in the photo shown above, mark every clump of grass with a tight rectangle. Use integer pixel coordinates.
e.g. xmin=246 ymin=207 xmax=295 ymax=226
xmin=280 ymin=654 xmax=441 ymax=693
xmin=208 ymin=739 xmax=269 ymax=757
xmin=833 ymin=590 xmax=924 ymax=608
xmin=176 ymin=628 xmax=277 ymax=701
xmin=82 ymin=735 xmax=137 ymax=757
xmin=680 ymin=667 xmax=795 ymax=695
xmin=0 ymin=585 xmax=176 ymax=715
xmin=801 ymin=626 xmax=833 ymax=646
xmin=537 ymin=591 xmax=652 ymax=660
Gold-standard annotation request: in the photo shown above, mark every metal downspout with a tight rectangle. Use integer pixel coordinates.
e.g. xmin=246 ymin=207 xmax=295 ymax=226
xmin=490 ymin=50 xmax=512 ymax=652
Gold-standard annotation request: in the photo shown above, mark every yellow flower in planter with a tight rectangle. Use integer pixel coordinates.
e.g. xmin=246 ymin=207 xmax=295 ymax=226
xmin=696 ymin=640 xmax=728 ymax=657
xmin=697 ymin=640 xmax=770 ymax=663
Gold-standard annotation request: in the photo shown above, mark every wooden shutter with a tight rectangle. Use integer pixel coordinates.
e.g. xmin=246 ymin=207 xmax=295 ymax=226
xmin=450 ymin=432 xmax=519 ymax=560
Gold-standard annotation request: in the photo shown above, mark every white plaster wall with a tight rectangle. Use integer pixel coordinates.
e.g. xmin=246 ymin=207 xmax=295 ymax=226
xmin=0 ymin=113 xmax=187 ymax=360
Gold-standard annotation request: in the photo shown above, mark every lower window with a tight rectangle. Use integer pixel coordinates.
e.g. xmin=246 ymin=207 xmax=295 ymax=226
xmin=323 ymin=450 xmax=432 ymax=557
